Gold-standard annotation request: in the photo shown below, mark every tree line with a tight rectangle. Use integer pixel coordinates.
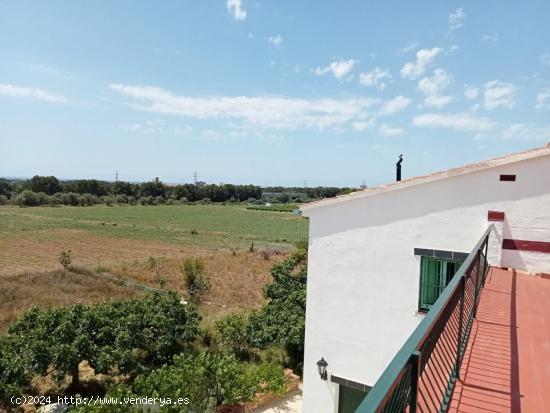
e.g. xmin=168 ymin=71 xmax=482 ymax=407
xmin=0 ymin=176 xmax=262 ymax=207
xmin=0 ymin=176 xmax=353 ymax=207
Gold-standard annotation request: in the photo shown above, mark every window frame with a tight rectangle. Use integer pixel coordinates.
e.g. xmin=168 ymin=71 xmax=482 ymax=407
xmin=418 ymin=256 xmax=464 ymax=312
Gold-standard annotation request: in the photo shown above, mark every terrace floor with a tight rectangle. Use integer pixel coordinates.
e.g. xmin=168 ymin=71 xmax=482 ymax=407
xmin=449 ymin=267 xmax=550 ymax=413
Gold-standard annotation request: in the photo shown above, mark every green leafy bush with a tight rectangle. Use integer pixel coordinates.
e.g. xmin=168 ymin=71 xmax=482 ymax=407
xmin=215 ymin=312 xmax=251 ymax=359
xmin=181 ymin=258 xmax=211 ymax=303
xmin=62 ymin=192 xmax=80 ymax=206
xmin=0 ymin=293 xmax=200 ymax=399
xmin=70 ymin=352 xmax=286 ymax=413
xmin=15 ymin=190 xmax=40 ymax=207
xmin=247 ymin=249 xmax=307 ymax=373
xmin=115 ymin=194 xmax=128 ymax=204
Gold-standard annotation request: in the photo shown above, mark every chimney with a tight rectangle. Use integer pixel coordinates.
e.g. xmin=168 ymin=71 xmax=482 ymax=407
xmin=396 ymin=154 xmax=403 ymax=181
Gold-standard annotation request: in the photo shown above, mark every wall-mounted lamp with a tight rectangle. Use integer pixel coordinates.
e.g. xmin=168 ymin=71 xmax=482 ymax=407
xmin=317 ymin=357 xmax=328 ymax=380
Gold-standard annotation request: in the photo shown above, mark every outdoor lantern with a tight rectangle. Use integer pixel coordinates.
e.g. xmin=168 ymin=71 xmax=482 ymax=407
xmin=317 ymin=357 xmax=328 ymax=380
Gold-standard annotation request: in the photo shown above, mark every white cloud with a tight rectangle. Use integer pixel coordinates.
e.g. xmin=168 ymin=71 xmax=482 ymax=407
xmin=267 ymin=34 xmax=283 ymax=47
xmin=380 ymin=124 xmax=404 ymax=136
xmin=359 ymin=68 xmax=392 ymax=90
xmin=424 ymin=95 xmax=454 ymax=109
xmin=412 ymin=112 xmax=496 ymax=132
xmin=418 ymin=69 xmax=453 ymax=109
xmin=352 ymin=118 xmax=376 ymax=131
xmin=535 ymin=89 xmax=550 ymax=110
xmin=484 ymin=80 xmax=516 ymax=110
xmin=540 ymin=51 xmax=550 ymax=67
xmin=448 ymin=8 xmax=466 ymax=34
xmin=399 ymin=42 xmax=419 ymax=53
xmin=464 ymin=85 xmax=479 ymax=100
xmin=400 ymin=47 xmax=442 ymax=79
xmin=314 ymin=59 xmax=357 ymax=80
xmin=418 ymin=69 xmax=452 ymax=96
xmin=502 ymin=123 xmax=550 ymax=141
xmin=227 ymin=0 xmax=246 ymax=21
xmin=482 ymin=33 xmax=499 ymax=43
xmin=110 ymin=84 xmax=378 ymax=131
xmin=445 ymin=45 xmax=460 ymax=55
xmin=0 ymin=83 xmax=67 ymax=103
xmin=381 ymin=95 xmax=411 ymax=115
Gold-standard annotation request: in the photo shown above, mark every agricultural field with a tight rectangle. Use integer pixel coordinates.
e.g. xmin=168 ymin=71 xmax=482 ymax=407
xmin=0 ymin=204 xmax=308 ymax=331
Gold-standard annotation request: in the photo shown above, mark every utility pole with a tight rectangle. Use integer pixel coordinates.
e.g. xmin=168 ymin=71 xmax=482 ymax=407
xmin=115 ymin=170 xmax=119 ymax=182
xmin=194 ymin=170 xmax=198 ymax=186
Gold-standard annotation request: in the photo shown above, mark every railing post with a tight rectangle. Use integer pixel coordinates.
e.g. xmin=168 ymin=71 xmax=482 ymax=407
xmin=483 ymin=236 xmax=489 ymax=284
xmin=409 ymin=351 xmax=421 ymax=413
xmin=472 ymin=250 xmax=481 ymax=318
xmin=455 ymin=276 xmax=465 ymax=380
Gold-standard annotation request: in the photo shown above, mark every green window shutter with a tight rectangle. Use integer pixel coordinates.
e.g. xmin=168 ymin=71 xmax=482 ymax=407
xmin=419 ymin=257 xmax=464 ymax=312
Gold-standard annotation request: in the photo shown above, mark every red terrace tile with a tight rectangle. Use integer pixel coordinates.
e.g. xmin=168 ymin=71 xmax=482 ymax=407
xmin=449 ymin=267 xmax=550 ymax=413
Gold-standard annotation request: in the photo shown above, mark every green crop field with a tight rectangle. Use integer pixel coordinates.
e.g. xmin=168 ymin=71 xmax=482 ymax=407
xmin=0 ymin=204 xmax=307 ymax=246
xmin=0 ymin=204 xmax=308 ymax=276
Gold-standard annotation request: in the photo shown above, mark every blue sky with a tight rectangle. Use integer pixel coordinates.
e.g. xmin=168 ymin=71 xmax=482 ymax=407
xmin=1 ymin=1 xmax=549 ymax=186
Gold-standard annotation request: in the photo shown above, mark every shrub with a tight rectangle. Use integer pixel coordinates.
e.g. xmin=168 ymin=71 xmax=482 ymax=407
xmin=58 ymin=250 xmax=72 ymax=270
xmin=115 ymin=194 xmax=128 ymax=204
xmin=49 ymin=192 xmax=64 ymax=205
xmin=36 ymin=192 xmax=49 ymax=205
xmin=179 ymin=196 xmax=189 ymax=204
xmin=14 ymin=190 xmax=39 ymax=207
xmin=180 ymin=258 xmax=210 ymax=303
xmin=215 ymin=313 xmax=251 ymax=359
xmin=139 ymin=196 xmax=153 ymax=206
xmin=62 ymin=192 xmax=79 ymax=206
xmin=79 ymin=193 xmax=96 ymax=206
xmin=0 ymin=195 xmax=8 ymax=205
xmin=103 ymin=196 xmax=114 ymax=206
xmin=247 ymin=250 xmax=307 ymax=374
xmin=2 ymin=293 xmax=200 ymax=395
xmin=70 ymin=352 xmax=286 ymax=413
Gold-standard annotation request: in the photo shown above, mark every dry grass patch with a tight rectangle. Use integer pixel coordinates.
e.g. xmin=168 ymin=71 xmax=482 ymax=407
xmin=111 ymin=249 xmax=284 ymax=315
xmin=0 ymin=229 xmax=205 ymax=276
xmin=0 ymin=269 xmax=143 ymax=333
xmin=0 ymin=247 xmax=288 ymax=333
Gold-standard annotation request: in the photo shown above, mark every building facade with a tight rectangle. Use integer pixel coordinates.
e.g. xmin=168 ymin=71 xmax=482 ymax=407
xmin=300 ymin=145 xmax=550 ymax=413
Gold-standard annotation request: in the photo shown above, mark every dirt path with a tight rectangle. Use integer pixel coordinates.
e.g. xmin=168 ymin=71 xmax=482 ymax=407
xmin=253 ymin=387 xmax=303 ymax=413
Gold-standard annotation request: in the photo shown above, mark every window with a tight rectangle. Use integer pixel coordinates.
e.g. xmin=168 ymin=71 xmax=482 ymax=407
xmin=419 ymin=257 xmax=464 ymax=312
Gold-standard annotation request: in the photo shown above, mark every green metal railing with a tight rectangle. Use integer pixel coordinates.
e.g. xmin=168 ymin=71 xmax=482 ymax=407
xmin=356 ymin=225 xmax=493 ymax=413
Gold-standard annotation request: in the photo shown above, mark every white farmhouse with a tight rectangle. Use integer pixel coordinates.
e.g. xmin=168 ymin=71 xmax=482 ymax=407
xmin=300 ymin=144 xmax=550 ymax=413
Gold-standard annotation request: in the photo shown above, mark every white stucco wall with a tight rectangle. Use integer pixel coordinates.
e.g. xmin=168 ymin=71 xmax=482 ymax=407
xmin=301 ymin=155 xmax=550 ymax=413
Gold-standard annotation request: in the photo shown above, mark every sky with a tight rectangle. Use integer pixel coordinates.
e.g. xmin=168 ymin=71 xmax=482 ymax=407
xmin=1 ymin=1 xmax=549 ymax=187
